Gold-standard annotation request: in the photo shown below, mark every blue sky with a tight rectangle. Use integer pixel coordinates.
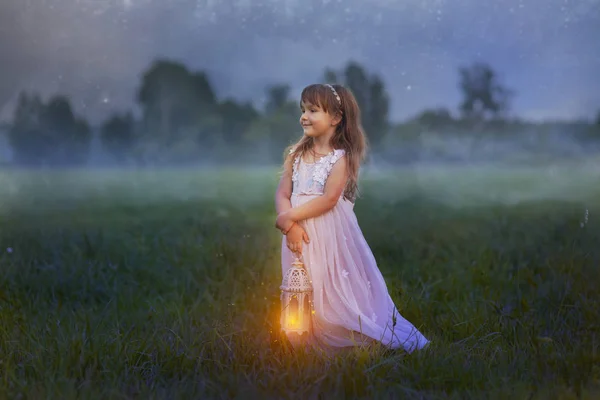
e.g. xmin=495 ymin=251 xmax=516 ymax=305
xmin=1 ymin=0 xmax=599 ymax=124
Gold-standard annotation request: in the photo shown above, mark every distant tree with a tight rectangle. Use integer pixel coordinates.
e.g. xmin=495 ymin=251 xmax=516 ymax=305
xmin=100 ymin=111 xmax=136 ymax=163
xmin=244 ymin=84 xmax=300 ymax=162
xmin=413 ymin=108 xmax=454 ymax=129
xmin=265 ymin=84 xmax=295 ymax=115
xmin=458 ymin=62 xmax=514 ymax=121
xmin=218 ymin=99 xmax=258 ymax=146
xmin=68 ymin=118 xmax=92 ymax=166
xmin=591 ymin=109 xmax=600 ymax=140
xmin=135 ymin=59 xmax=218 ymax=163
xmin=43 ymin=95 xmax=92 ymax=165
xmin=344 ymin=62 xmax=370 ymax=117
xmin=0 ymin=122 xmax=9 ymax=165
xmin=8 ymin=92 xmax=91 ymax=166
xmin=324 ymin=61 xmax=390 ymax=147
xmin=368 ymin=75 xmax=390 ymax=138
xmin=8 ymin=93 xmax=45 ymax=166
xmin=323 ymin=68 xmax=339 ymax=84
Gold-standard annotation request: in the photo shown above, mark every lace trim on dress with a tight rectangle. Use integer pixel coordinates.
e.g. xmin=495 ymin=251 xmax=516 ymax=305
xmin=290 ymin=148 xmax=346 ymax=191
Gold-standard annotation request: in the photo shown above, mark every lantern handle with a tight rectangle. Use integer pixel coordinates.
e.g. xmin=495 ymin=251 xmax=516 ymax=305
xmin=292 ymin=253 xmax=308 ymax=272
xmin=293 ymin=251 xmax=305 ymax=262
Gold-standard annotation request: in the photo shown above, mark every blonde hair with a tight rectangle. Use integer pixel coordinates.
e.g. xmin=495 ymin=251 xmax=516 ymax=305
xmin=284 ymin=83 xmax=369 ymax=203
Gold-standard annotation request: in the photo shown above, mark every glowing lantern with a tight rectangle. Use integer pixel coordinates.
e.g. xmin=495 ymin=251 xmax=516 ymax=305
xmin=280 ymin=257 xmax=313 ymax=340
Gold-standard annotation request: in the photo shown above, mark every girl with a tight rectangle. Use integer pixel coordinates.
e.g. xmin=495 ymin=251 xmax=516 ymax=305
xmin=274 ymin=83 xmax=430 ymax=354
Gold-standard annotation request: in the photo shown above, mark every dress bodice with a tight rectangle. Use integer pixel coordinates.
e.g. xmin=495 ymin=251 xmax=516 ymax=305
xmin=291 ymin=148 xmax=346 ymax=196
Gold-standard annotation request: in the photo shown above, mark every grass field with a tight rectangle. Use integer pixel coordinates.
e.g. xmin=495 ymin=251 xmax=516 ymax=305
xmin=0 ymin=161 xmax=599 ymax=399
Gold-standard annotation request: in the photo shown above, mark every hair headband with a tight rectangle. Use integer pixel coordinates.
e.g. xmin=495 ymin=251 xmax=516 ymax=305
xmin=324 ymin=84 xmax=341 ymax=105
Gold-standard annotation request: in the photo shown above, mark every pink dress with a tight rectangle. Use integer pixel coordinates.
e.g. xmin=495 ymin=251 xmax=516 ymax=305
xmin=281 ymin=148 xmax=430 ymax=354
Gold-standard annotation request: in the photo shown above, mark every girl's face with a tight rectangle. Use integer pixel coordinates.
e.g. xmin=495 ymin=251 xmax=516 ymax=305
xmin=299 ymin=101 xmax=338 ymax=139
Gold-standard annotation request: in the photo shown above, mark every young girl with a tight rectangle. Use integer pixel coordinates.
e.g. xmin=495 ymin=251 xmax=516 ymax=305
xmin=274 ymin=83 xmax=430 ymax=354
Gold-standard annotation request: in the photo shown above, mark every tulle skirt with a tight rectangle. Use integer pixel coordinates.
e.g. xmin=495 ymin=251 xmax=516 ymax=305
xmin=281 ymin=193 xmax=430 ymax=354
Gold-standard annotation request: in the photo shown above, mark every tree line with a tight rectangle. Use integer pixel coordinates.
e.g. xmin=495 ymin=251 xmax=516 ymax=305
xmin=3 ymin=59 xmax=599 ymax=167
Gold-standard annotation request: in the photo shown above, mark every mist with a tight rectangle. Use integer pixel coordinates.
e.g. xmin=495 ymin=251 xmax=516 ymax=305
xmin=1 ymin=0 xmax=600 ymax=210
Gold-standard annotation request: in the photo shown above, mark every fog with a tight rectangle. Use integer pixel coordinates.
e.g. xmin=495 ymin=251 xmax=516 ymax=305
xmin=0 ymin=0 xmax=599 ymax=209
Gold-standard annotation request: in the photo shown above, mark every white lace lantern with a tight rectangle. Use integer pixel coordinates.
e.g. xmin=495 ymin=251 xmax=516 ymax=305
xmin=280 ymin=257 xmax=313 ymax=338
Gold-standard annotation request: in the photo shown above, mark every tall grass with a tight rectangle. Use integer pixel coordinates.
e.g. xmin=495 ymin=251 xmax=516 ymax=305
xmin=0 ymin=163 xmax=599 ymax=399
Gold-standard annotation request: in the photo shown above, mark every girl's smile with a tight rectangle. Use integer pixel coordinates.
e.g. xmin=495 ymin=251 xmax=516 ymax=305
xmin=299 ymin=101 xmax=337 ymax=138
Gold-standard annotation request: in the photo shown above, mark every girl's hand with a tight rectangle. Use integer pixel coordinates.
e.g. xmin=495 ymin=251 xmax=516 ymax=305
xmin=275 ymin=211 xmax=294 ymax=233
xmin=286 ymin=223 xmax=310 ymax=254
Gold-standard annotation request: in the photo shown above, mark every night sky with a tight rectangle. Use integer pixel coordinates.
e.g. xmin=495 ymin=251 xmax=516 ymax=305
xmin=1 ymin=0 xmax=599 ymax=125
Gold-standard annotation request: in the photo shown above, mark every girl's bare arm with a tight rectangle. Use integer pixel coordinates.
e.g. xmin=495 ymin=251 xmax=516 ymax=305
xmin=275 ymin=155 xmax=293 ymax=217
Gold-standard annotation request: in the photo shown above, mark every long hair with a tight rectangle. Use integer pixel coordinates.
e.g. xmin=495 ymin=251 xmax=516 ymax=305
xmin=283 ymin=84 xmax=368 ymax=203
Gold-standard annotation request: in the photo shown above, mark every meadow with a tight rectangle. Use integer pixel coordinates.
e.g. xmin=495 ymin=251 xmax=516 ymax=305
xmin=0 ymin=159 xmax=599 ymax=399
